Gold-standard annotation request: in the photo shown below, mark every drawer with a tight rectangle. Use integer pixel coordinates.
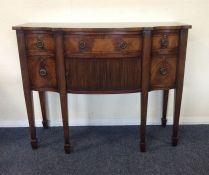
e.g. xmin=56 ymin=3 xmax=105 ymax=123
xmin=27 ymin=56 xmax=57 ymax=90
xmin=150 ymin=55 xmax=177 ymax=89
xmin=152 ymin=31 xmax=179 ymax=53
xmin=64 ymin=34 xmax=142 ymax=56
xmin=25 ymin=32 xmax=55 ymax=54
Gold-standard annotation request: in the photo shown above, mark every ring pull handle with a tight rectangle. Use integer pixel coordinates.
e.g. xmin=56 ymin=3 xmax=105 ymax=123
xmin=39 ymin=68 xmax=47 ymax=77
xmin=159 ymin=67 xmax=167 ymax=76
xmin=39 ymin=58 xmax=47 ymax=77
xmin=36 ymin=40 xmax=44 ymax=49
xmin=79 ymin=41 xmax=86 ymax=49
xmin=160 ymin=34 xmax=169 ymax=48
xmin=119 ymin=41 xmax=128 ymax=49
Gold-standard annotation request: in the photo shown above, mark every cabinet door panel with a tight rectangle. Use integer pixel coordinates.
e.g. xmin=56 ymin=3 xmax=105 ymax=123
xmin=66 ymin=57 xmax=141 ymax=93
xmin=150 ymin=55 xmax=177 ymax=89
xmin=28 ymin=56 xmax=57 ymax=90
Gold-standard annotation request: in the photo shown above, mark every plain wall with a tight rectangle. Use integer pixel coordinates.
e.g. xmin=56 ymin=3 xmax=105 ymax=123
xmin=0 ymin=0 xmax=209 ymax=127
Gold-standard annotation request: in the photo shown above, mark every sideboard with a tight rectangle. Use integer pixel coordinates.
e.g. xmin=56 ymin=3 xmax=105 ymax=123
xmin=12 ymin=22 xmax=192 ymax=154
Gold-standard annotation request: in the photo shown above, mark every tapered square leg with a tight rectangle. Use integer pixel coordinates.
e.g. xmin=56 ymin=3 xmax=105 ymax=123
xmin=140 ymin=92 xmax=148 ymax=152
xmin=60 ymin=92 xmax=71 ymax=154
xmin=172 ymin=136 xmax=179 ymax=146
xmin=42 ymin=121 xmax=48 ymax=129
xmin=31 ymin=139 xmax=38 ymax=149
xmin=140 ymin=142 xmax=146 ymax=152
xmin=24 ymin=89 xmax=38 ymax=149
xmin=172 ymin=29 xmax=188 ymax=147
xmin=56 ymin=32 xmax=71 ymax=154
xmin=172 ymin=88 xmax=183 ymax=147
xmin=16 ymin=30 xmax=38 ymax=150
xmin=39 ymin=91 xmax=49 ymax=128
xmin=161 ymin=118 xmax=167 ymax=127
xmin=140 ymin=30 xmax=151 ymax=152
xmin=161 ymin=90 xmax=169 ymax=127
xmin=64 ymin=144 xmax=71 ymax=154
xmin=24 ymin=90 xmax=38 ymax=150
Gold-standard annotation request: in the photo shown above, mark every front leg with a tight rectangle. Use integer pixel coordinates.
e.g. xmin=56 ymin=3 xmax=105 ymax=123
xmin=172 ymin=29 xmax=189 ymax=146
xmin=140 ymin=30 xmax=151 ymax=152
xmin=172 ymin=88 xmax=183 ymax=146
xmin=16 ymin=30 xmax=38 ymax=149
xmin=140 ymin=91 xmax=149 ymax=152
xmin=55 ymin=32 xmax=71 ymax=154
xmin=24 ymin=90 xmax=38 ymax=149
xmin=60 ymin=92 xmax=71 ymax=154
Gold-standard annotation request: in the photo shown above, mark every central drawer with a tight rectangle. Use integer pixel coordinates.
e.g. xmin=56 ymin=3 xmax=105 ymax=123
xmin=64 ymin=34 xmax=142 ymax=57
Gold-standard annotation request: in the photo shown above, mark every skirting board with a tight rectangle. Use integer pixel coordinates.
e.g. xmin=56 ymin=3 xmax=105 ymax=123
xmin=0 ymin=116 xmax=209 ymax=127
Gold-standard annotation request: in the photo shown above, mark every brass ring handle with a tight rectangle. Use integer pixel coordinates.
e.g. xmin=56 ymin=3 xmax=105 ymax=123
xmin=36 ymin=40 xmax=44 ymax=49
xmin=159 ymin=67 xmax=167 ymax=75
xmin=119 ymin=41 xmax=128 ymax=49
xmin=79 ymin=41 xmax=86 ymax=49
xmin=160 ymin=34 xmax=169 ymax=48
xmin=39 ymin=68 xmax=47 ymax=77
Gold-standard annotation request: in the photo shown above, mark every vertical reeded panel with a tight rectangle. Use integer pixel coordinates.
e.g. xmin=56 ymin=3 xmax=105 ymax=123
xmin=66 ymin=57 xmax=141 ymax=93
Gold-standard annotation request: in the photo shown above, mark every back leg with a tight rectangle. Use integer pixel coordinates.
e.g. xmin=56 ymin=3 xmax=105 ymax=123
xmin=162 ymin=90 xmax=169 ymax=127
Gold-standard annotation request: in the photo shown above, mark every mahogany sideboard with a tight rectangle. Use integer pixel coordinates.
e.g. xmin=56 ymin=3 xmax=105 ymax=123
xmin=12 ymin=22 xmax=192 ymax=154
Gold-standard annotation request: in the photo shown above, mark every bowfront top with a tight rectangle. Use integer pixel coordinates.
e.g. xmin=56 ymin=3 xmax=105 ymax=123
xmin=12 ymin=22 xmax=192 ymax=31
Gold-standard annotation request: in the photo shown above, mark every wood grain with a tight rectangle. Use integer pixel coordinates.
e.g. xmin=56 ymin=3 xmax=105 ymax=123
xmin=64 ymin=34 xmax=142 ymax=56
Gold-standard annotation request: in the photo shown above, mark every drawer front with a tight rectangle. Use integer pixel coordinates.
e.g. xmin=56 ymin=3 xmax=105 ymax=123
xmin=65 ymin=57 xmax=141 ymax=92
xmin=152 ymin=30 xmax=179 ymax=53
xmin=64 ymin=34 xmax=142 ymax=56
xmin=25 ymin=32 xmax=55 ymax=54
xmin=28 ymin=56 xmax=57 ymax=90
xmin=150 ymin=55 xmax=177 ymax=89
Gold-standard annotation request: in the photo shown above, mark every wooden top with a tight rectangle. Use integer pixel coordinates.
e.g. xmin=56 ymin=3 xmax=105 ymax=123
xmin=12 ymin=22 xmax=192 ymax=31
